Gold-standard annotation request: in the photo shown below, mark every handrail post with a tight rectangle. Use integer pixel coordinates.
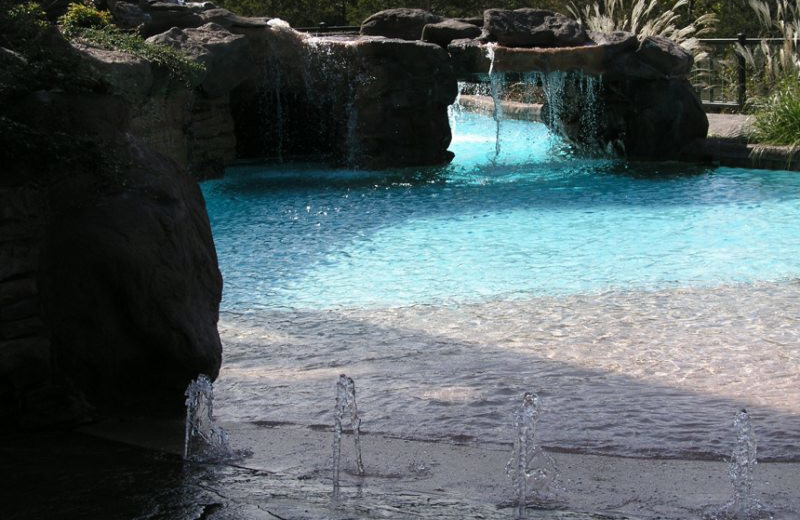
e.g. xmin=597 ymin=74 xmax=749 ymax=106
xmin=737 ymin=33 xmax=747 ymax=109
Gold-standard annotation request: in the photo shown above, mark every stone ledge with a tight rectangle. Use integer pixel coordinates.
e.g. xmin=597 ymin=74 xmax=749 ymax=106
xmin=458 ymin=94 xmax=542 ymax=122
xmin=686 ymin=138 xmax=800 ymax=172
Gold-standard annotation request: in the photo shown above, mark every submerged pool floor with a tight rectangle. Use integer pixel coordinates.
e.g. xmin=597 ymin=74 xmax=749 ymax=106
xmin=201 ymin=112 xmax=800 ymax=462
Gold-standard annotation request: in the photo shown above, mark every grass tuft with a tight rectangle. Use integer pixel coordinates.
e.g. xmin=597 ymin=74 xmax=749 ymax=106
xmin=752 ymin=79 xmax=800 ymax=147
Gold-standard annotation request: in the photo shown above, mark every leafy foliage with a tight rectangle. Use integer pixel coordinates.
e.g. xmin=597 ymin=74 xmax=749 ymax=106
xmin=0 ymin=1 xmax=87 ymax=104
xmin=567 ymin=0 xmax=716 ymax=57
xmin=740 ymin=0 xmax=800 ymax=145
xmin=68 ymin=26 xmax=206 ymax=85
xmin=752 ymin=78 xmax=800 ymax=146
xmin=59 ymin=1 xmax=112 ymax=36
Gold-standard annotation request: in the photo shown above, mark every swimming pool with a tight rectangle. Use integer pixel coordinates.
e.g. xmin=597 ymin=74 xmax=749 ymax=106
xmin=202 ymin=111 xmax=800 ymax=461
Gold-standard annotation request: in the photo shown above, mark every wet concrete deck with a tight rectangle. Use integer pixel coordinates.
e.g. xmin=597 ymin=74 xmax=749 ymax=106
xmin=12 ymin=418 xmax=788 ymax=519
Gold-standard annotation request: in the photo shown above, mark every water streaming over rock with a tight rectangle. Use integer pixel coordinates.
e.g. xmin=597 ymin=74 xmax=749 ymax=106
xmin=485 ymin=43 xmax=504 ymax=161
xmin=447 ymin=82 xmax=466 ymax=136
xmin=505 ymin=392 xmax=558 ymax=518
xmin=578 ymin=74 xmax=602 ymax=146
xmin=184 ymin=374 xmax=234 ymax=462
xmin=302 ymin=37 xmax=361 ymax=166
xmin=261 ymin=19 xmax=295 ymax=162
xmin=332 ymin=374 xmax=365 ymax=498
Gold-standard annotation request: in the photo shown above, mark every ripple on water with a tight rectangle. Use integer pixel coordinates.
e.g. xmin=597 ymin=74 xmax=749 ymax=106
xmin=202 ymin=112 xmax=800 ymax=461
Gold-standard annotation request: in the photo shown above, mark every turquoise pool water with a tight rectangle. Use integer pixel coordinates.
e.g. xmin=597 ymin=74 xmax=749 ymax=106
xmin=202 ymin=112 xmax=800 ymax=311
xmin=203 ymin=112 xmax=800 ymax=461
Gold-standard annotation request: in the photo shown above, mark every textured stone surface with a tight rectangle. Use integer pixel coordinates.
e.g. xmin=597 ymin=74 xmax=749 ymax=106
xmin=200 ymin=7 xmax=269 ymax=29
xmin=107 ymin=0 xmax=150 ymax=30
xmin=543 ymin=76 xmax=708 ymax=160
xmin=350 ymin=37 xmax=458 ymax=168
xmin=480 ymin=8 xmax=588 ymax=47
xmin=189 ymin=94 xmax=237 ymax=178
xmin=78 ymin=44 xmax=154 ymax=98
xmin=40 ymin=132 xmax=223 ymax=413
xmin=447 ymin=38 xmax=491 ymax=78
xmin=146 ymin=23 xmax=254 ymax=98
xmin=138 ymin=1 xmax=206 ymax=37
xmin=360 ymin=8 xmax=443 ymax=40
xmin=636 ymin=35 xmax=693 ymax=77
xmin=2 ymin=45 xmax=223 ymax=425
xmin=588 ymin=30 xmax=638 ymax=54
xmin=422 ymin=19 xmax=482 ymax=47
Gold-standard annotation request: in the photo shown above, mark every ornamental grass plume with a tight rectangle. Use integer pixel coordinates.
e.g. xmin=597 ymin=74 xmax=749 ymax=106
xmin=742 ymin=1 xmax=800 ymax=147
xmin=567 ymin=0 xmax=716 ymax=58
xmin=737 ymin=0 xmax=800 ymax=87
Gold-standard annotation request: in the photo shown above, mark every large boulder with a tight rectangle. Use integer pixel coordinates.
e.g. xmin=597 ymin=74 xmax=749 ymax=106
xmin=40 ymin=131 xmax=223 ymax=413
xmin=636 ymin=35 xmax=693 ymax=77
xmin=422 ymin=19 xmax=482 ymax=47
xmin=199 ymin=7 xmax=270 ymax=30
xmin=360 ymin=8 xmax=443 ymax=40
xmin=1 ymin=88 xmax=223 ymax=423
xmin=542 ymin=75 xmax=708 ymax=160
xmin=615 ymin=78 xmax=708 ymax=159
xmin=479 ymin=8 xmax=589 ymax=47
xmin=146 ymin=23 xmax=255 ymax=98
xmin=350 ymin=37 xmax=459 ymax=168
xmin=107 ymin=0 xmax=150 ymax=30
xmin=5 ymin=87 xmax=223 ymax=415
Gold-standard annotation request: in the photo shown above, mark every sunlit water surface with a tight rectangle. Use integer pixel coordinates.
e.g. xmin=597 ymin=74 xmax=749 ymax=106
xmin=202 ymin=112 xmax=800 ymax=461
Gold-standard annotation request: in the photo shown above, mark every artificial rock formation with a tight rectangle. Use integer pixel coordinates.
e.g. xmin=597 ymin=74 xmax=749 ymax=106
xmin=361 ymin=6 xmax=706 ymax=159
xmin=479 ymin=8 xmax=589 ymax=47
xmin=1 ymin=27 xmax=222 ymax=427
xmin=360 ymin=8 xmax=443 ymax=40
xmin=2 ymin=5 xmax=711 ymax=427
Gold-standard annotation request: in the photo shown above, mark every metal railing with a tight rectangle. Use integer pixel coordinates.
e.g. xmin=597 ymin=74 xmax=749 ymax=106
xmin=693 ymin=36 xmax=792 ymax=112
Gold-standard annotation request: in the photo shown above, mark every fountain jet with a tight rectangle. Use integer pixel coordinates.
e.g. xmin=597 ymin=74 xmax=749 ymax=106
xmin=332 ymin=374 xmax=365 ymax=498
xmin=506 ymin=392 xmax=558 ymax=519
xmin=184 ymin=374 xmax=233 ymax=462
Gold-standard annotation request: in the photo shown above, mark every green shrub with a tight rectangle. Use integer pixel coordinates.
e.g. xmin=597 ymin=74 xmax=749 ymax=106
xmin=59 ymin=2 xmax=112 ymax=36
xmin=752 ymin=78 xmax=800 ymax=147
xmin=1 ymin=1 xmax=49 ymax=47
xmin=0 ymin=1 xmax=87 ymax=104
xmin=67 ymin=26 xmax=206 ymax=85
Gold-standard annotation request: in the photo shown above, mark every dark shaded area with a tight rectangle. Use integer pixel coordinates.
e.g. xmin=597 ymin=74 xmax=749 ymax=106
xmin=1 ymin=15 xmax=222 ymax=426
xmin=1 ymin=432 xmax=187 ymax=520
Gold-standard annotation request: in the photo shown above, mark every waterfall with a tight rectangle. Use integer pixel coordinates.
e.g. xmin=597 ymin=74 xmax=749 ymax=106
xmin=578 ymin=74 xmax=604 ymax=150
xmin=303 ymin=37 xmax=360 ymax=166
xmin=447 ymin=81 xmax=467 ymax=138
xmin=486 ymin=43 xmax=504 ymax=161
